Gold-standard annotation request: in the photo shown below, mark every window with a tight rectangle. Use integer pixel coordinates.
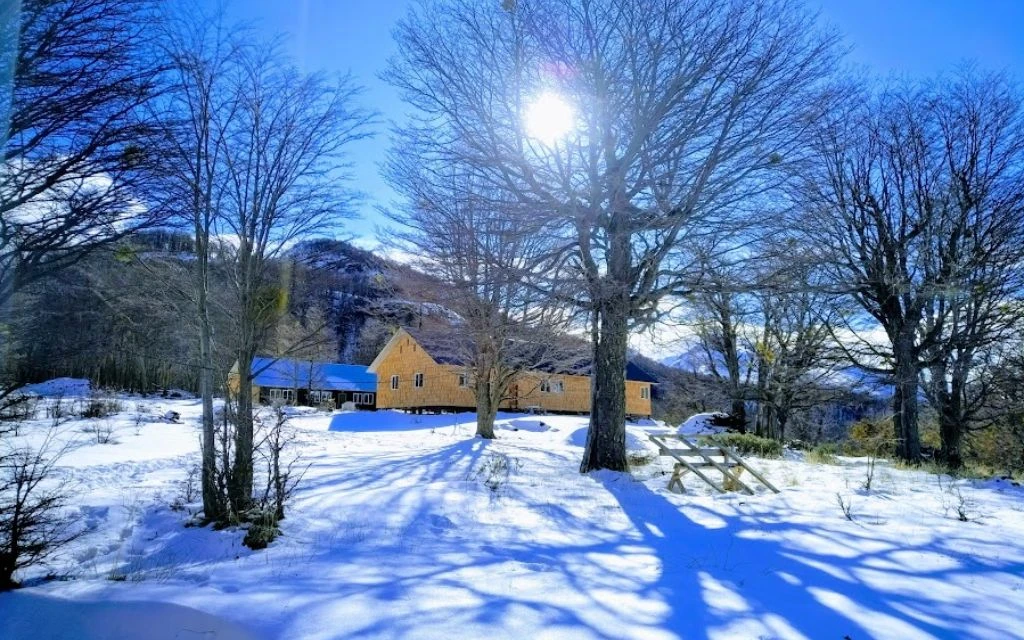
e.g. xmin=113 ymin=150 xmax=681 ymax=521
xmin=458 ymin=373 xmax=467 ymax=387
xmin=352 ymin=393 xmax=374 ymax=405
xmin=540 ymin=379 xmax=563 ymax=394
xmin=268 ymin=388 xmax=295 ymax=404
xmin=310 ymin=390 xmax=327 ymax=404
xmin=391 ymin=375 xmax=399 ymax=390
xmin=640 ymin=386 xmax=650 ymax=400
xmin=414 ymin=372 xmax=424 ymax=388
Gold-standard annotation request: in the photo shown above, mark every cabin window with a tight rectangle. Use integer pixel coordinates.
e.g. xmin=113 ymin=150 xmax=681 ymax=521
xmin=352 ymin=392 xmax=374 ymax=405
xmin=391 ymin=375 xmax=399 ymax=390
xmin=640 ymin=386 xmax=650 ymax=400
xmin=268 ymin=388 xmax=295 ymax=403
xmin=458 ymin=373 xmax=467 ymax=387
xmin=540 ymin=379 xmax=563 ymax=394
xmin=309 ymin=390 xmax=328 ymax=404
xmin=414 ymin=372 xmax=424 ymax=388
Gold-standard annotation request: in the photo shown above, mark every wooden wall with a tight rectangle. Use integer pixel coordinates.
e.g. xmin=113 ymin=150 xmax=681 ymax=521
xmin=372 ymin=330 xmax=653 ymax=416
xmin=373 ymin=333 xmax=475 ymax=409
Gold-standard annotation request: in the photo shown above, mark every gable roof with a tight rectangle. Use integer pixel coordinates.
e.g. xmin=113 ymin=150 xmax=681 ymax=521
xmin=369 ymin=327 xmax=658 ymax=383
xmin=250 ymin=357 xmax=377 ymax=392
xmin=625 ymin=361 xmax=659 ymax=384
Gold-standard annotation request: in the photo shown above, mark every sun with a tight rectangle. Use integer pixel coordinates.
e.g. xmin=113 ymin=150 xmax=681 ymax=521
xmin=524 ymin=91 xmax=575 ymax=144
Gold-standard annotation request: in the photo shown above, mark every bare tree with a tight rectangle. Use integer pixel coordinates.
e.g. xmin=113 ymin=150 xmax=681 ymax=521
xmin=0 ymin=0 xmax=162 ymax=311
xmin=153 ymin=1 xmax=243 ymax=523
xmin=386 ymin=0 xmax=838 ymax=471
xmin=917 ymin=71 xmax=1024 ymax=467
xmin=686 ymin=259 xmax=755 ymax=432
xmin=385 ymin=159 xmax=574 ymax=438
xmin=219 ymin=46 xmax=372 ymax=514
xmin=800 ymin=71 xmax=1024 ymax=463
xmin=0 ymin=429 xmax=78 ymax=590
xmin=748 ymin=260 xmax=845 ymax=441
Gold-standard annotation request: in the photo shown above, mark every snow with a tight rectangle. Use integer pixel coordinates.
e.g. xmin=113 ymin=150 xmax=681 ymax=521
xmin=21 ymin=377 xmax=91 ymax=397
xmin=2 ymin=389 xmax=1023 ymax=639
xmin=678 ymin=412 xmax=729 ymax=436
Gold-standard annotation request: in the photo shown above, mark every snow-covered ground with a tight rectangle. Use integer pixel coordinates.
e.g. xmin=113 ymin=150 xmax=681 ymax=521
xmin=1 ymin=385 xmax=1023 ymax=639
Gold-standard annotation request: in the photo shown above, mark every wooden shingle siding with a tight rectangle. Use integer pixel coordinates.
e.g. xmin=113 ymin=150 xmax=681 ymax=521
xmin=370 ymin=329 xmax=653 ymax=416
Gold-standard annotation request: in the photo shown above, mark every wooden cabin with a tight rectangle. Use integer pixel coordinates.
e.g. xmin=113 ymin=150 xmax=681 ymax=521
xmin=368 ymin=328 xmax=656 ymax=417
xmin=228 ymin=357 xmax=377 ymax=409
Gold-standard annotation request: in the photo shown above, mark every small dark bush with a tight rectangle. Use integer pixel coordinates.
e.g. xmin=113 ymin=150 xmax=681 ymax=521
xmin=705 ymin=433 xmax=783 ymax=458
xmin=80 ymin=396 xmax=122 ymax=419
xmin=243 ymin=522 xmax=279 ymax=550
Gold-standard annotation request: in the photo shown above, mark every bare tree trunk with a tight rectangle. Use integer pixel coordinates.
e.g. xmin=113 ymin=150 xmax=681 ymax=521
xmin=197 ymin=248 xmax=220 ymax=520
xmin=776 ymin=406 xmax=789 ymax=442
xmin=731 ymin=398 xmax=748 ymax=433
xmin=581 ymin=302 xmax=629 ymax=473
xmin=230 ymin=347 xmax=256 ymax=516
xmin=893 ymin=333 xmax=921 ymax=461
xmin=475 ymin=378 xmax=497 ymax=439
xmin=937 ymin=367 xmax=966 ymax=468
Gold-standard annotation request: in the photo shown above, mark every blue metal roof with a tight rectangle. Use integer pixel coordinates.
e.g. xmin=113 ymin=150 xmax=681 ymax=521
xmin=250 ymin=357 xmax=377 ymax=392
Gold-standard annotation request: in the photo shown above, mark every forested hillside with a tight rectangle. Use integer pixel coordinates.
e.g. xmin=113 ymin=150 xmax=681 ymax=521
xmin=3 ymin=231 xmax=450 ymax=393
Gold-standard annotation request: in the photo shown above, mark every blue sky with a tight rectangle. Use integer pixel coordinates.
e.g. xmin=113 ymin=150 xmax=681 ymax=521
xmin=226 ymin=0 xmax=1024 ymax=243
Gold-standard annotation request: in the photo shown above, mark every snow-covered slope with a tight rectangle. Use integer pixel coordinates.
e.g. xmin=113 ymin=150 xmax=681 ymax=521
xmin=1 ymin=395 xmax=1022 ymax=639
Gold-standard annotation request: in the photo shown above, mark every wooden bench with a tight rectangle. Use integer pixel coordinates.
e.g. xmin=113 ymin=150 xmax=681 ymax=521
xmin=648 ymin=433 xmax=780 ymax=495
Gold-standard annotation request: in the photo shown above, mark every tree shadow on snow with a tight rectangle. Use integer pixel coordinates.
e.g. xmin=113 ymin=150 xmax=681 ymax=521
xmin=328 ymin=410 xmax=481 ymax=433
xmin=61 ymin=434 xmax=1024 ymax=640
xmin=258 ymin=443 xmax=1023 ymax=638
xmin=596 ymin=473 xmax=1024 ymax=639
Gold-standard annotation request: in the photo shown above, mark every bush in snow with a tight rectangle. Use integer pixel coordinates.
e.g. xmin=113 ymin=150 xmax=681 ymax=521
xmin=0 ymin=431 xmax=79 ymax=590
xmin=627 ymin=452 xmax=656 ymax=468
xmin=471 ymin=452 xmax=521 ymax=496
xmin=807 ymin=444 xmax=839 ymax=465
xmin=0 ymin=394 xmax=39 ymax=424
xmin=243 ymin=518 xmax=279 ymax=551
xmin=835 ymin=493 xmax=855 ymax=521
xmin=85 ymin=420 xmax=117 ymax=445
xmin=79 ymin=394 xmax=123 ymax=419
xmin=228 ymin=407 xmax=309 ymax=549
xmin=704 ymin=433 xmax=782 ymax=459
xmin=171 ymin=464 xmax=201 ymax=513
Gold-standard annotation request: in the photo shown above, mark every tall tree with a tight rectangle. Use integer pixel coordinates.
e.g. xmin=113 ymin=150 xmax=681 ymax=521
xmin=386 ymin=0 xmax=838 ymax=471
xmin=154 ymin=1 xmax=242 ymax=522
xmin=219 ymin=46 xmax=371 ymax=514
xmin=748 ymin=260 xmax=844 ymax=441
xmin=801 ymin=72 xmax=1024 ymax=463
xmin=917 ymin=71 xmax=1024 ymax=467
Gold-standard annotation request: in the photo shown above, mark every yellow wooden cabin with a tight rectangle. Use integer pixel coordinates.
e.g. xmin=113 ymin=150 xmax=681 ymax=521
xmin=368 ymin=327 xmax=656 ymax=417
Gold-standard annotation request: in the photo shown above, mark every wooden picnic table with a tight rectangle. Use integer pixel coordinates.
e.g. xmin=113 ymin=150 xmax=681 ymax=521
xmin=648 ymin=433 xmax=780 ymax=495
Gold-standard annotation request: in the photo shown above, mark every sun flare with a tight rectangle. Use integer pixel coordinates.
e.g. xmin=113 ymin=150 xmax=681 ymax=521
xmin=524 ymin=91 xmax=575 ymax=144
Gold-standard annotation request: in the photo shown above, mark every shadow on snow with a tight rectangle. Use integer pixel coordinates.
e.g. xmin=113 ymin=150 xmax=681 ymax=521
xmin=50 ymin=432 xmax=1024 ymax=639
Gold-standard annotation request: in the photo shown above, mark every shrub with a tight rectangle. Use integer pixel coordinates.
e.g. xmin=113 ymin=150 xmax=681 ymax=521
xmin=807 ymin=443 xmax=838 ymax=465
xmin=243 ymin=514 xmax=280 ymax=550
xmin=0 ymin=395 xmax=38 ymax=423
xmin=705 ymin=433 xmax=782 ymax=458
xmin=79 ymin=395 xmax=123 ymax=419
xmin=87 ymin=420 xmax=117 ymax=445
xmin=471 ymin=452 xmax=522 ymax=494
xmin=845 ymin=416 xmax=894 ymax=457
xmin=966 ymin=424 xmax=1024 ymax=478
xmin=1 ymin=433 xmax=78 ymax=590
